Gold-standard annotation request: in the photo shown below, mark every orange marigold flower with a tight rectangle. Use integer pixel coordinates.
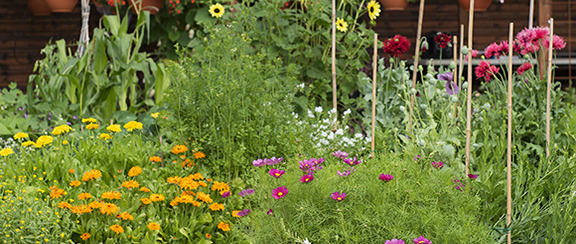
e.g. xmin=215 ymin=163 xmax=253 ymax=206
xmin=70 ymin=204 xmax=93 ymax=215
xmin=190 ymin=173 xmax=204 ymax=180
xmin=100 ymin=203 xmax=119 ymax=215
xmin=121 ymin=180 xmax=140 ymax=189
xmin=207 ymin=178 xmax=213 ymax=182
xmin=140 ymin=186 xmax=151 ymax=192
xmin=116 ymin=212 xmax=134 ymax=220
xmin=149 ymin=156 xmax=162 ymax=163
xmin=231 ymin=210 xmax=242 ymax=217
xmin=69 ymin=169 xmax=75 ymax=174
xmin=208 ymin=203 xmax=224 ymax=211
xmin=170 ymin=199 xmax=179 ymax=206
xmin=171 ymin=145 xmax=188 ymax=154
xmin=198 ymin=181 xmax=207 ymax=187
xmin=191 ymin=200 xmax=201 ymax=207
xmin=180 ymin=178 xmax=200 ymax=190
xmin=78 ymin=193 xmax=93 ymax=200
xmin=196 ymin=192 xmax=213 ymax=204
xmin=194 ymin=151 xmax=206 ymax=159
xmin=80 ymin=233 xmax=91 ymax=240
xmin=57 ymin=201 xmax=72 ymax=209
xmin=180 ymin=155 xmax=186 ymax=159
xmin=167 ymin=176 xmax=181 ymax=184
xmin=211 ymin=181 xmax=230 ymax=193
xmin=128 ymin=166 xmax=142 ymax=177
xmin=109 ymin=224 xmax=124 ymax=234
xmin=101 ymin=191 xmax=121 ymax=200
xmin=70 ymin=180 xmax=81 ymax=187
xmin=147 ymin=222 xmax=160 ymax=230
xmin=141 ymin=198 xmax=152 ymax=205
xmin=217 ymin=222 xmax=231 ymax=232
xmin=88 ymin=201 xmax=103 ymax=209
xmin=150 ymin=194 xmax=165 ymax=202
xmin=206 ymin=233 xmax=212 ymax=239
xmin=49 ymin=186 xmax=67 ymax=199
xmin=81 ymin=169 xmax=102 ymax=181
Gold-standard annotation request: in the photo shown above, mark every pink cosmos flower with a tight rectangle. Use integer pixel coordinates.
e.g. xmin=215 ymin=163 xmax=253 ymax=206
xmin=431 ymin=161 xmax=444 ymax=169
xmin=331 ymin=191 xmax=347 ymax=202
xmin=269 ymin=168 xmax=285 ymax=178
xmin=475 ymin=61 xmax=500 ymax=82
xmin=412 ymin=236 xmax=431 ymax=244
xmin=468 ymin=174 xmax=478 ymax=179
xmin=272 ymin=186 xmax=288 ymax=200
xmin=300 ymin=174 xmax=314 ymax=183
xmin=343 ymin=157 xmax=362 ymax=166
xmin=379 ymin=174 xmax=394 ymax=182
xmin=385 ymin=239 xmax=405 ymax=244
xmin=517 ymin=62 xmax=532 ymax=75
xmin=332 ymin=150 xmax=349 ymax=159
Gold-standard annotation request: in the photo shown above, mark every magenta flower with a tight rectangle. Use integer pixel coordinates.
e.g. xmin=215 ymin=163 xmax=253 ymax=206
xmin=331 ymin=191 xmax=347 ymax=202
xmin=379 ymin=174 xmax=394 ymax=182
xmin=269 ymin=168 xmax=285 ymax=178
xmin=517 ymin=62 xmax=532 ymax=75
xmin=468 ymin=174 xmax=478 ymax=179
xmin=475 ymin=61 xmax=500 ymax=82
xmin=337 ymin=167 xmax=355 ymax=177
xmin=412 ymin=236 xmax=431 ymax=244
xmin=266 ymin=157 xmax=284 ymax=165
xmin=413 ymin=155 xmax=421 ymax=161
xmin=300 ymin=158 xmax=325 ymax=174
xmin=465 ymin=49 xmax=478 ymax=61
xmin=239 ymin=188 xmax=255 ymax=197
xmin=221 ymin=191 xmax=230 ymax=198
xmin=272 ymin=186 xmax=288 ymax=200
xmin=237 ymin=209 xmax=251 ymax=217
xmin=343 ymin=157 xmax=362 ymax=166
xmin=437 ymin=72 xmax=453 ymax=82
xmin=332 ymin=150 xmax=349 ymax=159
xmin=267 ymin=209 xmax=273 ymax=215
xmin=431 ymin=161 xmax=444 ymax=169
xmin=385 ymin=239 xmax=405 ymax=244
xmin=253 ymin=159 xmax=266 ymax=167
xmin=543 ymin=34 xmax=566 ymax=50
xmin=300 ymin=174 xmax=314 ymax=183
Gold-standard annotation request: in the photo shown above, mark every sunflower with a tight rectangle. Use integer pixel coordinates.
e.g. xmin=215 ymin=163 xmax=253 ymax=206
xmin=336 ymin=18 xmax=348 ymax=32
xmin=367 ymin=1 xmax=381 ymax=20
xmin=209 ymin=3 xmax=225 ymax=18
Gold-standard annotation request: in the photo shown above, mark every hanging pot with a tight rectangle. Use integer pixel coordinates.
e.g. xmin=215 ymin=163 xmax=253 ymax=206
xmin=128 ymin=0 xmax=164 ymax=14
xmin=45 ymin=0 xmax=78 ymax=12
xmin=379 ymin=0 xmax=408 ymax=10
xmin=28 ymin=0 xmax=52 ymax=16
xmin=457 ymin=0 xmax=492 ymax=11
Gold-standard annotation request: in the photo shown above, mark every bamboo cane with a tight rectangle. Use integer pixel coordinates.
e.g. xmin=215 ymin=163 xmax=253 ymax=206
xmin=529 ymin=0 xmax=534 ymax=28
xmin=506 ymin=22 xmax=514 ymax=244
xmin=453 ymin=36 xmax=458 ymax=119
xmin=465 ymin=0 xmax=475 ymax=176
xmin=546 ymin=18 xmax=554 ymax=158
xmin=370 ymin=33 xmax=378 ymax=158
xmin=458 ymin=25 xmax=464 ymax=89
xmin=331 ymin=0 xmax=338 ymax=132
xmin=409 ymin=0 xmax=425 ymax=134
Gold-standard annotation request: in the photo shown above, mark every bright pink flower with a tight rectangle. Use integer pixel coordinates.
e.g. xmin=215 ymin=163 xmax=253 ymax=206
xmin=412 ymin=236 xmax=431 ymax=244
xmin=431 ymin=161 xmax=444 ymax=169
xmin=485 ymin=41 xmax=509 ymax=59
xmin=465 ymin=49 xmax=478 ymax=61
xmin=516 ymin=27 xmax=549 ymax=55
xmin=330 ymin=191 xmax=347 ymax=202
xmin=468 ymin=174 xmax=478 ymax=179
xmin=269 ymin=168 xmax=285 ymax=178
xmin=543 ymin=34 xmax=566 ymax=50
xmin=434 ymin=33 xmax=451 ymax=49
xmin=533 ymin=26 xmax=550 ymax=40
xmin=300 ymin=174 xmax=314 ymax=183
xmin=272 ymin=186 xmax=288 ymax=200
xmin=475 ymin=61 xmax=500 ymax=82
xmin=379 ymin=174 xmax=393 ymax=182
xmin=383 ymin=35 xmax=411 ymax=58
xmin=385 ymin=239 xmax=405 ymax=244
xmin=517 ymin=62 xmax=532 ymax=75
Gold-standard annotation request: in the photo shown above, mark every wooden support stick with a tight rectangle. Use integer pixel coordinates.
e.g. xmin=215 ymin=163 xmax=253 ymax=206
xmin=529 ymin=0 xmax=534 ymax=28
xmin=331 ymin=0 xmax=337 ymax=131
xmin=458 ymin=24 xmax=464 ymax=89
xmin=465 ymin=0 xmax=475 ymax=176
xmin=371 ymin=33 xmax=378 ymax=158
xmin=409 ymin=0 xmax=425 ymax=134
xmin=506 ymin=22 xmax=514 ymax=244
xmin=546 ymin=18 xmax=554 ymax=158
xmin=453 ymin=36 xmax=458 ymax=118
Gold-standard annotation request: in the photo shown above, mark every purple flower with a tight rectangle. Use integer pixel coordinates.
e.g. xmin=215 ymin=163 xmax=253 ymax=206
xmin=269 ymin=168 xmax=285 ymax=178
xmin=413 ymin=155 xmax=421 ymax=161
xmin=468 ymin=174 xmax=478 ymax=179
xmin=445 ymin=81 xmax=460 ymax=95
xmin=300 ymin=158 xmax=325 ymax=174
xmin=272 ymin=186 xmax=288 ymax=200
xmin=385 ymin=239 xmax=405 ymax=244
xmin=300 ymin=174 xmax=314 ymax=183
xmin=379 ymin=174 xmax=393 ymax=182
xmin=343 ymin=157 xmax=361 ymax=166
xmin=267 ymin=209 xmax=273 ymax=215
xmin=332 ymin=150 xmax=349 ymax=159
xmin=253 ymin=159 xmax=266 ymax=167
xmin=331 ymin=191 xmax=347 ymax=202
xmin=237 ymin=209 xmax=251 ymax=217
xmin=431 ymin=161 xmax=444 ymax=169
xmin=266 ymin=157 xmax=284 ymax=165
xmin=337 ymin=167 xmax=355 ymax=177
xmin=412 ymin=236 xmax=431 ymax=244
xmin=73 ymin=115 xmax=78 ymax=120
xmin=221 ymin=191 xmax=230 ymax=198
xmin=438 ymin=71 xmax=453 ymax=81
xmin=239 ymin=188 xmax=255 ymax=197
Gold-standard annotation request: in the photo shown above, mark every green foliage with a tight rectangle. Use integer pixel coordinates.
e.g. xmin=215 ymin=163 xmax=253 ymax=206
xmin=237 ymin=152 xmax=494 ymax=243
xmin=166 ymin=24 xmax=299 ymax=178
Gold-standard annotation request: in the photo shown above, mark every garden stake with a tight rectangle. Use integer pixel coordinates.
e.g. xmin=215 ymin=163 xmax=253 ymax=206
xmin=458 ymin=24 xmax=464 ymax=89
xmin=453 ymin=36 xmax=458 ymax=119
xmin=465 ymin=0 xmax=475 ymax=176
xmin=409 ymin=0 xmax=425 ymax=134
xmin=546 ymin=18 xmax=554 ymax=158
xmin=331 ymin=0 xmax=337 ymax=132
xmin=370 ymin=33 xmax=377 ymax=158
xmin=77 ymin=0 xmax=90 ymax=56
xmin=529 ymin=0 xmax=534 ymax=28
xmin=506 ymin=22 xmax=514 ymax=244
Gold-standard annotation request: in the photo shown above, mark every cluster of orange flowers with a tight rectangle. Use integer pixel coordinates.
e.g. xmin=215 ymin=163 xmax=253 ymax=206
xmin=81 ymin=169 xmax=102 ymax=181
xmin=49 ymin=186 xmax=67 ymax=199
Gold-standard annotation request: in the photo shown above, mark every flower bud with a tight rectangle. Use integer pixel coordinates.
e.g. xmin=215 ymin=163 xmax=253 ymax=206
xmin=449 ymin=61 xmax=456 ymax=69
xmin=451 ymin=96 xmax=458 ymax=103
xmin=399 ymin=106 xmax=405 ymax=112
xmin=420 ymin=104 xmax=428 ymax=109
xmin=409 ymin=88 xmax=417 ymax=94
xmin=462 ymin=82 xmax=468 ymax=89
xmin=461 ymin=46 xmax=469 ymax=55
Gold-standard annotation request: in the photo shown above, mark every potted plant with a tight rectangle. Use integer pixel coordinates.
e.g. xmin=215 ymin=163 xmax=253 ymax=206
xmin=128 ymin=0 xmax=164 ymax=14
xmin=379 ymin=0 xmax=412 ymax=10
xmin=45 ymin=0 xmax=78 ymax=12
xmin=28 ymin=0 xmax=52 ymax=16
xmin=457 ymin=0 xmax=502 ymax=11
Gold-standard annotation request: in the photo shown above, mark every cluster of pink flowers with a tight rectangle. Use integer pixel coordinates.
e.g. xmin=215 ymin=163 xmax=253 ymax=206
xmin=385 ymin=236 xmax=431 ymax=244
xmin=484 ymin=41 xmax=509 ymax=59
xmin=475 ymin=61 xmax=500 ymax=82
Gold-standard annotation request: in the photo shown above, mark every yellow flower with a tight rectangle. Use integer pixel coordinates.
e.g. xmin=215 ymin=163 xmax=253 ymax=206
xmin=81 ymin=169 xmax=102 ymax=181
xmin=140 ymin=186 xmax=151 ymax=192
xmin=35 ymin=135 xmax=54 ymax=148
xmin=78 ymin=193 xmax=93 ymax=200
xmin=100 ymin=203 xmax=119 ymax=215
xmin=149 ymin=156 xmax=162 ymax=163
xmin=101 ymin=191 xmax=121 ymax=200
xmin=336 ymin=18 xmax=348 ymax=32
xmin=57 ymin=202 xmax=72 ymax=209
xmin=116 ymin=212 xmax=134 ymax=221
xmin=128 ymin=166 xmax=142 ymax=177
xmin=70 ymin=180 xmax=81 ymax=187
xmin=196 ymin=192 xmax=213 ymax=204
xmin=211 ymin=181 xmax=230 ymax=193
xmin=99 ymin=133 xmax=112 ymax=140
xmin=0 ymin=148 xmax=14 ymax=157
xmin=62 ymin=140 xmax=69 ymax=145
xmin=217 ymin=222 xmax=230 ymax=232
xmin=13 ymin=132 xmax=29 ymax=140
xmin=149 ymin=194 xmax=165 ymax=202
xmin=106 ymin=124 xmax=121 ymax=133
xmin=22 ymin=141 xmax=35 ymax=147
xmin=109 ymin=224 xmax=124 ymax=234
xmin=147 ymin=222 xmax=160 ymax=230
xmin=367 ymin=1 xmax=381 ymax=20
xmin=70 ymin=204 xmax=92 ymax=215
xmin=121 ymin=180 xmax=140 ymax=189
xmin=49 ymin=186 xmax=67 ymax=199
xmin=231 ymin=210 xmax=241 ymax=217
xmin=51 ymin=125 xmax=73 ymax=135
xmin=171 ymin=145 xmax=188 ymax=154
xmin=209 ymin=3 xmax=225 ymax=18
xmin=208 ymin=203 xmax=225 ymax=211
xmin=141 ymin=198 xmax=152 ymax=205
xmin=193 ymin=151 xmax=206 ymax=159
xmin=151 ymin=112 xmax=160 ymax=119
xmin=80 ymin=233 xmax=91 ymax=240
xmin=82 ymin=118 xmax=97 ymax=123
xmin=86 ymin=123 xmax=99 ymax=130
xmin=123 ymin=121 xmax=143 ymax=132
xmin=69 ymin=169 xmax=75 ymax=174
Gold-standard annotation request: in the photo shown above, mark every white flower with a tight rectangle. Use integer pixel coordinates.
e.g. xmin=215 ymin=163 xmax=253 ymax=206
xmin=322 ymin=119 xmax=330 ymax=124
xmin=343 ymin=109 xmax=351 ymax=115
xmin=319 ymin=138 xmax=329 ymax=145
xmin=366 ymin=137 xmax=372 ymax=143
xmin=320 ymin=131 xmax=327 ymax=138
xmin=327 ymin=132 xmax=335 ymax=140
xmin=291 ymin=112 xmax=299 ymax=119
xmin=316 ymin=143 xmax=322 ymax=148
xmin=314 ymin=106 xmax=323 ymax=113
xmin=303 ymin=238 xmax=312 ymax=244
xmin=319 ymin=125 xmax=327 ymax=130
xmin=329 ymin=108 xmax=336 ymax=114
xmin=308 ymin=110 xmax=315 ymax=118
xmin=297 ymin=83 xmax=305 ymax=89
xmin=354 ymin=133 xmax=362 ymax=139
xmin=335 ymin=129 xmax=344 ymax=135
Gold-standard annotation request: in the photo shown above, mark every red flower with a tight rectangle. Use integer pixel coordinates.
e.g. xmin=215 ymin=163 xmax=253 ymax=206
xmin=475 ymin=61 xmax=500 ymax=82
xmin=434 ymin=33 xmax=451 ymax=49
xmin=516 ymin=62 xmax=532 ymax=75
xmin=485 ymin=41 xmax=509 ymax=59
xmin=382 ymin=35 xmax=411 ymax=58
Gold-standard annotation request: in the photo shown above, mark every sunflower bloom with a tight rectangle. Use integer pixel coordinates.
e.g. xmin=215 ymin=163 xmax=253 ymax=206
xmin=80 ymin=233 xmax=91 ymax=240
xmin=13 ymin=132 xmax=29 ymax=140
xmin=171 ymin=145 xmax=188 ymax=154
xmin=336 ymin=18 xmax=348 ymax=32
xmin=217 ymin=222 xmax=230 ymax=232
xmin=367 ymin=1 xmax=381 ymax=20
xmin=106 ymin=124 xmax=121 ymax=133
xmin=209 ymin=3 xmax=225 ymax=18
xmin=100 ymin=203 xmax=120 ymax=215
xmin=0 ymin=148 xmax=14 ymax=157
xmin=99 ymin=133 xmax=112 ymax=140
xmin=123 ymin=121 xmax=143 ymax=132
xmin=109 ymin=225 xmax=124 ymax=234
xmin=101 ymin=191 xmax=122 ymax=200
xmin=81 ymin=169 xmax=102 ymax=181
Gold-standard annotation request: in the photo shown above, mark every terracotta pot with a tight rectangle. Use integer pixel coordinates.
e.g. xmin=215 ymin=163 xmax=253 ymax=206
xmin=128 ymin=0 xmax=164 ymax=14
xmin=379 ymin=0 xmax=408 ymax=10
xmin=28 ymin=0 xmax=52 ymax=16
xmin=45 ymin=0 xmax=78 ymax=12
xmin=457 ymin=0 xmax=492 ymax=11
